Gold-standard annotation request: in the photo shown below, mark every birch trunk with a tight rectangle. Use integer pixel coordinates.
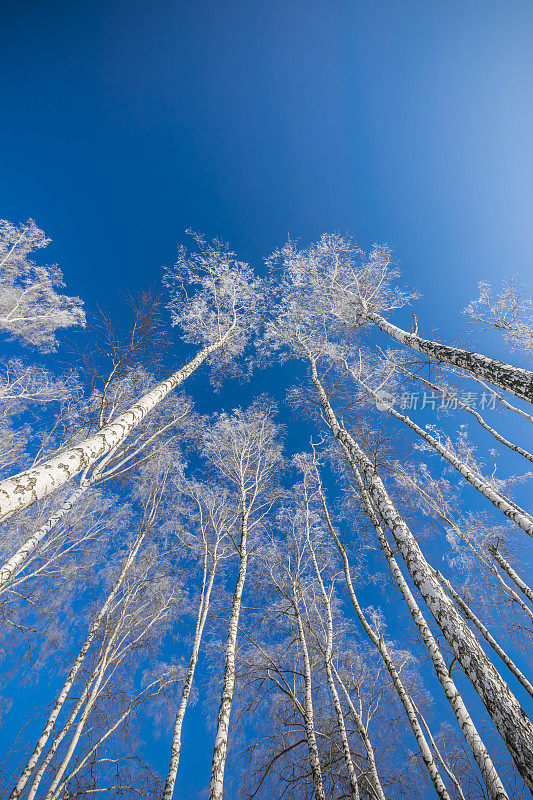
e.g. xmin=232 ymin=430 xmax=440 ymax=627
xmin=396 ymin=367 xmax=533 ymax=463
xmin=315 ymin=477 xmax=452 ymax=800
xmin=383 ymin=402 xmax=533 ymax=537
xmin=0 ymin=337 xmax=227 ymax=523
xmin=331 ymin=664 xmax=387 ymax=800
xmin=47 ymin=676 xmax=171 ymax=800
xmin=368 ymin=312 xmax=533 ymax=403
xmin=304 ymin=513 xmax=360 ymax=799
xmin=9 ymin=531 xmax=145 ymax=799
xmin=209 ymin=509 xmax=249 ymax=800
xmin=488 ymin=546 xmax=533 ymax=606
xmin=306 ymin=352 xmax=533 ymax=790
xmin=163 ymin=544 xmax=218 ymax=800
xmin=396 ymin=474 xmax=533 ymax=622
xmin=434 ymin=570 xmax=533 ymax=699
xmin=0 ymin=477 xmax=94 ymax=592
xmin=353 ymin=467 xmax=509 ymax=800
xmin=25 ymin=673 xmax=95 ymax=800
xmin=412 ymin=702 xmax=468 ymax=800
xmin=293 ymin=599 xmax=327 ymax=800
xmin=41 ymin=624 xmax=123 ymax=799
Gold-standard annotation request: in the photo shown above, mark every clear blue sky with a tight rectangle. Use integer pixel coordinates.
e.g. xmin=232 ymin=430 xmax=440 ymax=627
xmin=1 ymin=1 xmax=532 ymax=797
xmin=1 ymin=0 xmax=532 ymax=319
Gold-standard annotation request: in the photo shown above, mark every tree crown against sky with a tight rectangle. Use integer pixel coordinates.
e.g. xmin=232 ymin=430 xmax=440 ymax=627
xmin=0 ymin=219 xmax=85 ymax=353
xmin=0 ymin=220 xmax=532 ymax=800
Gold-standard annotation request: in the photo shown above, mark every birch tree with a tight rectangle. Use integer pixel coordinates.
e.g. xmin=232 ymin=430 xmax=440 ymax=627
xmin=0 ymin=234 xmax=263 ymax=523
xmin=204 ymin=401 xmax=282 ymax=800
xmin=162 ymin=481 xmax=233 ymax=799
xmin=266 ymin=293 xmax=533 ymax=790
xmin=269 ymin=234 xmax=533 ymax=402
xmin=241 ymin=524 xmax=328 ymax=800
xmin=308 ymin=452 xmax=460 ymax=800
xmin=8 ymin=467 xmax=170 ymax=799
xmin=12 ymin=498 xmax=178 ymax=800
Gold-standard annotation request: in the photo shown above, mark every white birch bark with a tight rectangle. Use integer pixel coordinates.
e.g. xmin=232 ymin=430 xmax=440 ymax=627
xmin=331 ymin=664 xmax=387 ymax=800
xmin=0 ymin=479 xmax=90 ymax=591
xmin=293 ymin=597 xmax=327 ymax=800
xmin=209 ymin=507 xmax=249 ymax=800
xmin=24 ymin=686 xmax=90 ymax=800
xmin=163 ymin=541 xmax=218 ymax=800
xmin=0 ymin=337 xmax=226 ymax=523
xmin=353 ymin=467 xmax=509 ymax=800
xmin=368 ymin=312 xmax=533 ymax=403
xmin=412 ymin=702 xmax=468 ymax=800
xmin=314 ymin=473 xmax=453 ymax=800
xmin=434 ymin=570 xmax=533 ymax=699
xmin=305 ymin=351 xmax=533 ymax=790
xmin=32 ymin=613 xmax=123 ymax=800
xmin=397 ymin=472 xmax=533 ymax=622
xmin=382 ymin=401 xmax=533 ymax=537
xmin=303 ymin=514 xmax=360 ymax=800
xmin=395 ymin=366 xmax=533 ymax=464
xmin=41 ymin=590 xmax=171 ymax=800
xmin=487 ymin=546 xmax=533 ymax=606
xmin=8 ymin=530 xmax=145 ymax=799
xmin=47 ymin=675 xmax=173 ymax=800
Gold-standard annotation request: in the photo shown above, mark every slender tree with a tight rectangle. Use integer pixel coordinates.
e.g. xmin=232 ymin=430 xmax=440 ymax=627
xmin=0 ymin=234 xmax=263 ymax=523
xmin=205 ymin=401 xmax=282 ymax=800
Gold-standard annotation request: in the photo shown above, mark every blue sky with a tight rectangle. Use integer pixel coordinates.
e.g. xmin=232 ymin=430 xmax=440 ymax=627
xmin=2 ymin=0 xmax=532 ymax=318
xmin=1 ymin=1 xmax=532 ymax=797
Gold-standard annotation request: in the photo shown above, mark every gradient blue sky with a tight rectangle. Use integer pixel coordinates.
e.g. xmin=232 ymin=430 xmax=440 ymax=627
xmin=2 ymin=0 xmax=532 ymax=318
xmin=1 ymin=1 xmax=532 ymax=797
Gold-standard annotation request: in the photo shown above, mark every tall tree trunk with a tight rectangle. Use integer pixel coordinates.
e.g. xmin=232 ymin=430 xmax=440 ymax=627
xmin=412 ymin=702 xmax=468 ymax=800
xmin=0 ymin=336 xmax=229 ymax=523
xmin=306 ymin=351 xmax=533 ymax=790
xmin=315 ymin=475 xmax=453 ymax=800
xmin=368 ymin=312 xmax=533 ymax=403
xmin=354 ymin=467 xmax=509 ymax=800
xmin=163 ymin=544 xmax=218 ymax=800
xmin=9 ymin=531 xmax=145 ymax=799
xmin=331 ymin=664 xmax=388 ymax=800
xmin=304 ymin=513 xmax=360 ymax=799
xmin=0 ymin=480 xmax=90 ymax=591
xmin=487 ymin=546 xmax=533 ymax=606
xmin=293 ymin=599 xmax=327 ymax=800
xmin=382 ymin=400 xmax=533 ymax=537
xmin=209 ymin=509 xmax=249 ymax=800
xmin=434 ymin=569 xmax=533 ymax=699
xmin=394 ymin=366 xmax=533 ymax=463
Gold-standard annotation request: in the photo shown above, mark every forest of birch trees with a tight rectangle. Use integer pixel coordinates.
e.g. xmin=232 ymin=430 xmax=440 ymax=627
xmin=0 ymin=218 xmax=532 ymax=800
